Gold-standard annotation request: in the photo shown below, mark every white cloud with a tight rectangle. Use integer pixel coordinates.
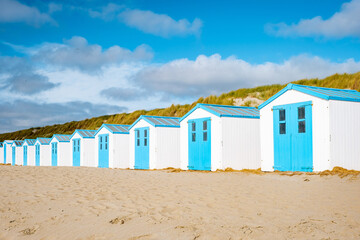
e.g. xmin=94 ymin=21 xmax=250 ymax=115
xmin=266 ymin=0 xmax=360 ymax=38
xmin=0 ymin=0 xmax=56 ymax=27
xmin=132 ymin=54 xmax=360 ymax=97
xmin=118 ymin=9 xmax=202 ymax=37
xmin=88 ymin=3 xmax=123 ymax=21
xmin=27 ymin=36 xmax=153 ymax=72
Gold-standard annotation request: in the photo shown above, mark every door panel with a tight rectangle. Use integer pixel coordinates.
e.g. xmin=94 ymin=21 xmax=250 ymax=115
xmin=73 ymin=139 xmax=81 ymax=166
xmin=12 ymin=147 xmax=15 ymax=166
xmin=188 ymin=118 xmax=211 ymax=171
xmin=23 ymin=146 xmax=27 ymax=166
xmin=35 ymin=144 xmax=40 ymax=166
xmin=273 ymin=101 xmax=313 ymax=172
xmin=134 ymin=127 xmax=150 ymax=169
xmin=98 ymin=134 xmax=109 ymax=168
xmin=52 ymin=142 xmax=58 ymax=166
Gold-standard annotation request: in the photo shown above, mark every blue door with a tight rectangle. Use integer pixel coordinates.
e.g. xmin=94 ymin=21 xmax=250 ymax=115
xmin=12 ymin=146 xmax=16 ymax=165
xmin=188 ymin=118 xmax=211 ymax=171
xmin=35 ymin=144 xmax=40 ymax=166
xmin=98 ymin=134 xmax=109 ymax=168
xmin=23 ymin=146 xmax=28 ymax=166
xmin=134 ymin=127 xmax=150 ymax=169
xmin=4 ymin=144 xmax=6 ymax=164
xmin=273 ymin=101 xmax=313 ymax=172
xmin=73 ymin=139 xmax=80 ymax=166
xmin=51 ymin=142 xmax=58 ymax=166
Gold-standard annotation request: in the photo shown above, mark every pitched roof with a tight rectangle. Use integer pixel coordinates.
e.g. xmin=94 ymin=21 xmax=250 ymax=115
xmin=95 ymin=124 xmax=130 ymax=135
xmin=36 ymin=138 xmax=51 ymax=145
xmin=3 ymin=140 xmax=14 ymax=145
xmin=180 ymin=103 xmax=259 ymax=122
xmin=0 ymin=142 xmax=3 ymax=147
xmin=24 ymin=139 xmax=36 ymax=146
xmin=129 ymin=115 xmax=180 ymax=130
xmin=259 ymin=83 xmax=360 ymax=109
xmin=51 ymin=134 xmax=71 ymax=142
xmin=71 ymin=129 xmax=97 ymax=139
xmin=13 ymin=140 xmax=24 ymax=147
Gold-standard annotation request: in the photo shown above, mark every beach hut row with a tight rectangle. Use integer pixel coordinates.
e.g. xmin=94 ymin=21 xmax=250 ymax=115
xmin=1 ymin=84 xmax=360 ymax=172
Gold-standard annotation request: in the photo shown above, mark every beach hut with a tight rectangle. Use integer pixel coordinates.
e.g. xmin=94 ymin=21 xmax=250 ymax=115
xmin=13 ymin=140 xmax=24 ymax=165
xmin=69 ymin=130 xmax=97 ymax=167
xmin=259 ymin=83 xmax=360 ymax=172
xmin=23 ymin=139 xmax=36 ymax=166
xmin=95 ymin=124 xmax=130 ymax=168
xmin=129 ymin=115 xmax=180 ymax=170
xmin=49 ymin=134 xmax=72 ymax=166
xmin=3 ymin=140 xmax=14 ymax=164
xmin=34 ymin=138 xmax=52 ymax=166
xmin=180 ymin=104 xmax=260 ymax=171
xmin=0 ymin=142 xmax=3 ymax=164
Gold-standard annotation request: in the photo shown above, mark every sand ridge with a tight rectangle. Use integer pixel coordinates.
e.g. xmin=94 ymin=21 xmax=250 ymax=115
xmin=0 ymin=166 xmax=359 ymax=239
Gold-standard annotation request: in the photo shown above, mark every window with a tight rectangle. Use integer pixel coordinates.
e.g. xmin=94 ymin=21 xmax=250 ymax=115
xmin=203 ymin=132 xmax=208 ymax=141
xmin=298 ymin=107 xmax=305 ymax=119
xmin=203 ymin=121 xmax=207 ymax=130
xmin=137 ymin=130 xmax=139 ymax=138
xmin=137 ymin=139 xmax=140 ymax=146
xmin=144 ymin=129 xmax=147 ymax=138
xmin=298 ymin=121 xmax=306 ymax=133
xmin=192 ymin=133 xmax=196 ymax=142
xmin=144 ymin=138 xmax=147 ymax=146
xmin=280 ymin=123 xmax=286 ymax=134
xmin=192 ymin=122 xmax=196 ymax=131
xmin=279 ymin=109 xmax=285 ymax=121
xmin=77 ymin=140 xmax=80 ymax=151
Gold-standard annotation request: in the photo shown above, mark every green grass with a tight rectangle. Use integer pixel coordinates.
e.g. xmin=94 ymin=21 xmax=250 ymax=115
xmin=1 ymin=72 xmax=359 ymax=141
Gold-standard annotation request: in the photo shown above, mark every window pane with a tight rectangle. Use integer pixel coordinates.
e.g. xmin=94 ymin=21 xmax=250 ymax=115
xmin=203 ymin=132 xmax=207 ymax=141
xmin=144 ymin=138 xmax=147 ymax=146
xmin=298 ymin=107 xmax=305 ymax=119
xmin=192 ymin=133 xmax=196 ymax=142
xmin=279 ymin=123 xmax=286 ymax=134
xmin=144 ymin=129 xmax=147 ymax=138
xmin=203 ymin=121 xmax=207 ymax=130
xmin=100 ymin=136 xmax=102 ymax=142
xmin=192 ymin=122 xmax=196 ymax=131
xmin=279 ymin=109 xmax=285 ymax=121
xmin=105 ymin=143 xmax=107 ymax=150
xmin=298 ymin=121 xmax=306 ymax=133
xmin=100 ymin=144 xmax=102 ymax=150
xmin=105 ymin=136 xmax=108 ymax=142
xmin=137 ymin=139 xmax=140 ymax=146
xmin=136 ymin=130 xmax=139 ymax=138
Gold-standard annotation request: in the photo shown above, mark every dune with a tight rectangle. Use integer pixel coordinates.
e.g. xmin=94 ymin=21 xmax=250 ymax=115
xmin=0 ymin=166 xmax=359 ymax=239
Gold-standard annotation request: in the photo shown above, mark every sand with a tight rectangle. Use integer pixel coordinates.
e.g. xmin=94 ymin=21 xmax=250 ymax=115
xmin=0 ymin=166 xmax=359 ymax=240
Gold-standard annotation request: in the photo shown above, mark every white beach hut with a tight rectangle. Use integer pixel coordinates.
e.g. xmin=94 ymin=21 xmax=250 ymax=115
xmin=0 ymin=142 xmax=3 ymax=164
xmin=49 ymin=134 xmax=72 ymax=167
xmin=34 ymin=138 xmax=52 ymax=166
xmin=180 ymin=104 xmax=260 ymax=171
xmin=95 ymin=124 xmax=130 ymax=168
xmin=14 ymin=140 xmax=24 ymax=165
xmin=3 ymin=140 xmax=14 ymax=164
xmin=129 ymin=115 xmax=180 ymax=170
xmin=259 ymin=83 xmax=360 ymax=172
xmin=69 ymin=129 xmax=97 ymax=167
xmin=23 ymin=139 xmax=36 ymax=166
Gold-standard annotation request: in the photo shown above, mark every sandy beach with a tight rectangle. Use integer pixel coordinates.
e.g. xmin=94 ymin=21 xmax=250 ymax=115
xmin=0 ymin=166 xmax=359 ymax=240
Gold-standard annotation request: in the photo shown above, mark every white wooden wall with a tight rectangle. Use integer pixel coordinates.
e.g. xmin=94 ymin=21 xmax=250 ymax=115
xmin=0 ymin=147 xmax=3 ymax=163
xmin=15 ymin=146 xmax=23 ymax=165
xmin=329 ymin=100 xmax=360 ymax=170
xmin=25 ymin=145 xmax=35 ymax=166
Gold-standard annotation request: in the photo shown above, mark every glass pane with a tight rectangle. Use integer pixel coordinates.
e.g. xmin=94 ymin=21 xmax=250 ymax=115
xmin=105 ymin=136 xmax=108 ymax=142
xmin=279 ymin=123 xmax=286 ymax=134
xmin=137 ymin=139 xmax=140 ymax=146
xmin=144 ymin=129 xmax=147 ymax=138
xmin=279 ymin=109 xmax=285 ymax=121
xmin=192 ymin=122 xmax=196 ymax=131
xmin=203 ymin=121 xmax=207 ymax=130
xmin=100 ymin=136 xmax=102 ymax=142
xmin=298 ymin=107 xmax=305 ymax=119
xmin=144 ymin=138 xmax=147 ymax=146
xmin=137 ymin=130 xmax=139 ymax=138
xmin=203 ymin=132 xmax=207 ymax=141
xmin=100 ymin=144 xmax=102 ymax=150
xmin=192 ymin=133 xmax=196 ymax=142
xmin=298 ymin=121 xmax=306 ymax=133
xmin=105 ymin=143 xmax=107 ymax=150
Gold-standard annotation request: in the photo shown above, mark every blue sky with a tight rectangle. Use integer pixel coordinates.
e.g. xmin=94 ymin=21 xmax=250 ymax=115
xmin=0 ymin=0 xmax=360 ymax=133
